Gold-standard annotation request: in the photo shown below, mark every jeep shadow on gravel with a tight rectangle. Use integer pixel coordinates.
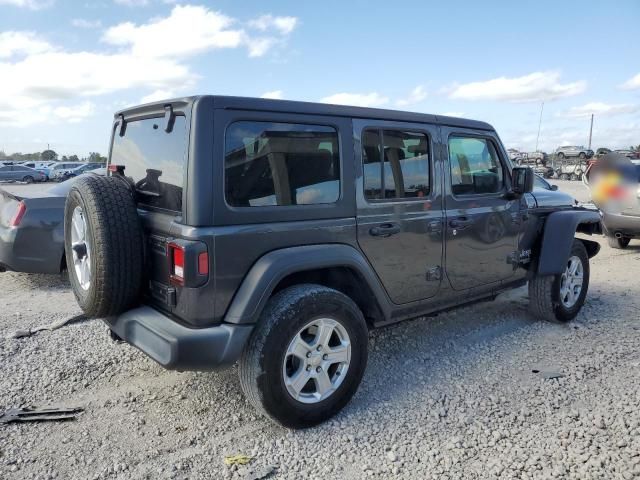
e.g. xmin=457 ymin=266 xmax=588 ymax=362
xmin=64 ymin=96 xmax=602 ymax=428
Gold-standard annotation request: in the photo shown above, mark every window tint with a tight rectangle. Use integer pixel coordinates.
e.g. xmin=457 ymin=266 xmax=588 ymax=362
xmin=449 ymin=137 xmax=504 ymax=195
xmin=225 ymin=121 xmax=340 ymax=207
xmin=0 ymin=166 xmax=9 ymax=171
xmin=362 ymin=129 xmax=430 ymax=200
xmin=111 ymin=115 xmax=187 ymax=212
xmin=13 ymin=166 xmax=27 ymax=171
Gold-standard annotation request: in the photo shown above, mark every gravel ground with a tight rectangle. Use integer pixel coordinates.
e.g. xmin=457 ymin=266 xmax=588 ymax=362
xmin=1 ymin=180 xmax=639 ymax=480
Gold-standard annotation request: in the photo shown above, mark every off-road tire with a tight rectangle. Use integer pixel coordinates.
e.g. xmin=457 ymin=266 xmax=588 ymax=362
xmin=239 ymin=284 xmax=368 ymax=428
xmin=64 ymin=175 xmax=143 ymax=317
xmin=557 ymin=152 xmax=565 ymax=159
xmin=607 ymin=235 xmax=630 ymax=249
xmin=23 ymin=176 xmax=34 ymax=183
xmin=529 ymin=240 xmax=590 ymax=323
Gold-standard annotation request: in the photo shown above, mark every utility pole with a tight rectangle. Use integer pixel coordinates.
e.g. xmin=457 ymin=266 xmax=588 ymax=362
xmin=535 ymin=101 xmax=544 ymax=152
xmin=588 ymin=114 xmax=594 ymax=150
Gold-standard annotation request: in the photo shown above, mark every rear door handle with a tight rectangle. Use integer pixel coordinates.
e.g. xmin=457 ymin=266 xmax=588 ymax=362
xmin=449 ymin=217 xmax=472 ymax=228
xmin=369 ymin=223 xmax=401 ymax=237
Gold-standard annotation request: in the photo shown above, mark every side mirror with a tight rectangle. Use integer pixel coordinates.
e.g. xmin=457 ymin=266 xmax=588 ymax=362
xmin=512 ymin=167 xmax=534 ymax=195
xmin=551 ymin=184 xmax=558 ymax=191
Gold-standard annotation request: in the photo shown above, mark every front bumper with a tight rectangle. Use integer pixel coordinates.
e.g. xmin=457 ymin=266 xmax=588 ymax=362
xmin=105 ymin=306 xmax=254 ymax=371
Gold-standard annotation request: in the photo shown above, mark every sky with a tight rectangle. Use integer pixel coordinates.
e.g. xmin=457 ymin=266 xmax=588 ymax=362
xmin=0 ymin=0 xmax=639 ymax=157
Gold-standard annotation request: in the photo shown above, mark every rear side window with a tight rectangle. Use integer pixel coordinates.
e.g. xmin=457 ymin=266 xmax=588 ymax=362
xmin=110 ymin=115 xmax=187 ymax=212
xmin=362 ymin=129 xmax=430 ymax=200
xmin=225 ymin=121 xmax=340 ymax=207
xmin=449 ymin=136 xmax=504 ymax=195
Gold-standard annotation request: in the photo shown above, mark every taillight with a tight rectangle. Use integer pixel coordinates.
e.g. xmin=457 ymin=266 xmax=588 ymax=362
xmin=168 ymin=242 xmax=185 ymax=286
xmin=198 ymin=252 xmax=209 ymax=275
xmin=10 ymin=201 xmax=26 ymax=227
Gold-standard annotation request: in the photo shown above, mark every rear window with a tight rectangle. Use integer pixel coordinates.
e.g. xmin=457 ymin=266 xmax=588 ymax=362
xmin=224 ymin=121 xmax=340 ymax=207
xmin=110 ymin=115 xmax=187 ymax=212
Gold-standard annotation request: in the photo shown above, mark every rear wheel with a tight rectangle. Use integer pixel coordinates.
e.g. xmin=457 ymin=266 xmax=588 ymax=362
xmin=560 ymin=173 xmax=569 ymax=181
xmin=557 ymin=152 xmax=565 ymax=159
xmin=607 ymin=235 xmax=630 ymax=249
xmin=23 ymin=176 xmax=34 ymax=183
xmin=529 ymin=240 xmax=589 ymax=322
xmin=239 ymin=284 xmax=368 ymax=428
xmin=579 ymin=152 xmax=586 ymax=159
xmin=570 ymin=173 xmax=579 ymax=181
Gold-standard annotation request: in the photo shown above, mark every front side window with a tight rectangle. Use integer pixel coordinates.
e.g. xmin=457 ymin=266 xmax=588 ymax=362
xmin=225 ymin=121 xmax=340 ymax=207
xmin=449 ymin=136 xmax=504 ymax=195
xmin=110 ymin=115 xmax=187 ymax=212
xmin=362 ymin=129 xmax=430 ymax=200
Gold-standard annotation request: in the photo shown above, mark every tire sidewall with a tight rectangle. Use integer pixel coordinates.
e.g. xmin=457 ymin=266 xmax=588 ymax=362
xmin=64 ymin=188 xmax=98 ymax=310
xmin=551 ymin=241 xmax=590 ymax=322
xmin=257 ymin=288 xmax=368 ymax=428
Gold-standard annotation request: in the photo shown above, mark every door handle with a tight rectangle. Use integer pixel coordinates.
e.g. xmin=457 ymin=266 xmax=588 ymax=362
xmin=449 ymin=217 xmax=472 ymax=228
xmin=369 ymin=223 xmax=401 ymax=237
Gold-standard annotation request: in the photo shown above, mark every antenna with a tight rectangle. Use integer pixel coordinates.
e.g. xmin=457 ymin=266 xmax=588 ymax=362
xmin=535 ymin=101 xmax=544 ymax=152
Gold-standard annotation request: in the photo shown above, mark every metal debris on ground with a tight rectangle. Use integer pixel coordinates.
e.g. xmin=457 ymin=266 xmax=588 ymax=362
xmin=224 ymin=454 xmax=252 ymax=467
xmin=6 ymin=314 xmax=88 ymax=339
xmin=532 ymin=368 xmax=566 ymax=380
xmin=0 ymin=406 xmax=84 ymax=424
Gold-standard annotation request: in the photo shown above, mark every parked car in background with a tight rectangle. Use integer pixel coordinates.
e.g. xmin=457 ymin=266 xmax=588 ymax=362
xmin=0 ymin=168 xmax=106 ymax=273
xmin=59 ymin=163 xmax=104 ymax=182
xmin=516 ymin=156 xmax=553 ymax=178
xmin=614 ymin=149 xmax=639 ymax=159
xmin=555 ymin=145 xmax=594 ymax=160
xmin=583 ymin=157 xmax=640 ymax=249
xmin=595 ymin=148 xmax=611 ymax=158
xmin=49 ymin=162 xmax=85 ymax=181
xmin=553 ymin=157 xmax=588 ymax=181
xmin=19 ymin=161 xmax=56 ymax=180
xmin=507 ymin=148 xmax=523 ymax=161
xmin=0 ymin=165 xmax=47 ymax=183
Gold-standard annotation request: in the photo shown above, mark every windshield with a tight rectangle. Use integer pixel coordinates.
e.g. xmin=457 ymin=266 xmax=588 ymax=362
xmin=110 ymin=115 xmax=187 ymax=212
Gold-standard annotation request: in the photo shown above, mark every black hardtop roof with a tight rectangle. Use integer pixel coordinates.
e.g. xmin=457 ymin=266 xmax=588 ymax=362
xmin=115 ymin=95 xmax=494 ymax=131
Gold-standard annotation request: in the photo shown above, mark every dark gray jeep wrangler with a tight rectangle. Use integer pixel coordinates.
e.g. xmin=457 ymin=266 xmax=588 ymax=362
xmin=64 ymin=96 xmax=601 ymax=428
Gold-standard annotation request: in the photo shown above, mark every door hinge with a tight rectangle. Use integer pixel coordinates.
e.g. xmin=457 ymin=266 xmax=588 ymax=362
xmin=426 ymin=266 xmax=442 ymax=281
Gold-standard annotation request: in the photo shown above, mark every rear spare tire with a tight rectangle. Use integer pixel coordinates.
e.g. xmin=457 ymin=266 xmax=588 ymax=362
xmin=64 ymin=175 xmax=143 ymax=317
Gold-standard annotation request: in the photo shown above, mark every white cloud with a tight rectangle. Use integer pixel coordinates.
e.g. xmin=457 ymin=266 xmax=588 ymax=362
xmin=0 ymin=0 xmax=52 ymax=9
xmin=71 ymin=18 xmax=102 ymax=29
xmin=448 ymin=71 xmax=586 ymax=103
xmin=0 ymin=6 xmax=299 ymax=127
xmin=113 ymin=0 xmax=149 ymax=6
xmin=102 ymin=5 xmax=297 ymax=59
xmin=140 ymin=89 xmax=176 ymax=104
xmin=396 ymin=85 xmax=427 ymax=106
xmin=0 ymin=31 xmax=53 ymax=58
xmin=320 ymin=92 xmax=389 ymax=108
xmin=260 ymin=90 xmax=283 ymax=100
xmin=620 ymin=73 xmax=640 ymax=90
xmin=103 ymin=5 xmax=244 ymax=58
xmin=249 ymin=15 xmax=298 ymax=35
xmin=53 ymin=101 xmax=95 ymax=123
xmin=558 ymin=102 xmax=640 ymax=118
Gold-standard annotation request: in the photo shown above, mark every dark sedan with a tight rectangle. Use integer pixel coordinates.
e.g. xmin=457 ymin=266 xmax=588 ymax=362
xmin=0 ymin=169 xmax=105 ymax=273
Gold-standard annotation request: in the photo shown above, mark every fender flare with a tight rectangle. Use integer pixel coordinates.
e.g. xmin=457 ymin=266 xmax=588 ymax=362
xmin=538 ymin=210 xmax=601 ymax=275
xmin=224 ymin=244 xmax=391 ymax=324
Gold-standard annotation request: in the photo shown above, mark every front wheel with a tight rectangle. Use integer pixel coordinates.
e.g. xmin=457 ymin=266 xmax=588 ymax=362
xmin=560 ymin=173 xmax=569 ymax=181
xmin=239 ymin=284 xmax=368 ymax=428
xmin=529 ymin=240 xmax=590 ymax=322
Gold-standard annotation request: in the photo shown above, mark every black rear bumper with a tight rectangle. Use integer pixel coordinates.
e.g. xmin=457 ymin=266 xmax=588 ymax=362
xmin=106 ymin=306 xmax=253 ymax=370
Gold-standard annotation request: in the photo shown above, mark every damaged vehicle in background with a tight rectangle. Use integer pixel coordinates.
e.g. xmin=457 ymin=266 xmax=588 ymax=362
xmin=0 ymin=169 xmax=105 ymax=273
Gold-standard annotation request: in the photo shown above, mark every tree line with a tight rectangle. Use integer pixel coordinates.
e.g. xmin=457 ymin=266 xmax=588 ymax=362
xmin=0 ymin=149 xmax=107 ymax=163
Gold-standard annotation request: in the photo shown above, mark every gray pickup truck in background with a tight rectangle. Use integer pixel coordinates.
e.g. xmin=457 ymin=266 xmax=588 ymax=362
xmin=61 ymin=96 xmax=602 ymax=428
